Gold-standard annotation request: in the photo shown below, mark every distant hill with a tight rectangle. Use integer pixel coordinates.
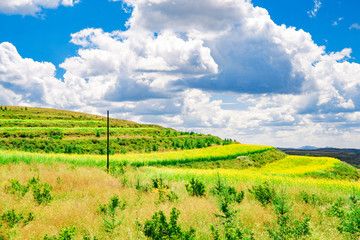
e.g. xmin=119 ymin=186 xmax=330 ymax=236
xmin=0 ymin=106 xmax=226 ymax=154
xmin=279 ymin=147 xmax=360 ymax=167
xmin=298 ymin=146 xmax=318 ymax=150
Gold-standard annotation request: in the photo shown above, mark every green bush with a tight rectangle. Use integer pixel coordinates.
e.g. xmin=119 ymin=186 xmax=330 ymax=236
xmin=152 ymin=177 xmax=169 ymax=190
xmin=98 ymin=195 xmax=126 ymax=235
xmin=4 ymin=179 xmax=29 ymax=197
xmin=185 ymin=178 xmax=206 ymax=197
xmin=211 ymin=175 xmax=244 ymax=204
xmin=143 ymin=208 xmax=196 ymax=240
xmin=32 ymin=182 xmax=53 ymax=205
xmin=248 ymin=181 xmax=277 ymax=206
xmin=299 ymin=191 xmax=321 ymax=206
xmin=337 ymin=205 xmax=360 ymax=238
xmin=1 ymin=209 xmax=23 ymax=228
xmin=267 ymin=193 xmax=311 ymax=240
xmin=211 ymin=176 xmax=252 ymax=240
xmin=326 ymin=200 xmax=345 ymax=218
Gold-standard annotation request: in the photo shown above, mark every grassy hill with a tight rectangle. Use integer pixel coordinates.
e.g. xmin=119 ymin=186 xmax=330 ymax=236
xmin=0 ymin=106 xmax=224 ymax=154
xmin=0 ymin=106 xmax=359 ymax=239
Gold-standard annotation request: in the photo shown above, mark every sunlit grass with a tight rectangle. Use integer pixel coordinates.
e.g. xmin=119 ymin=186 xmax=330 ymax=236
xmin=255 ymin=155 xmax=340 ymax=175
xmin=0 ymin=144 xmax=273 ymax=167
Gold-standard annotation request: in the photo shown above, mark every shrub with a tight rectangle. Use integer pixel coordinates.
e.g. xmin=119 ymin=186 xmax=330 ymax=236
xmin=32 ymin=182 xmax=53 ymax=205
xmin=299 ymin=191 xmax=321 ymax=206
xmin=152 ymin=177 xmax=169 ymax=190
xmin=337 ymin=205 xmax=360 ymax=238
xmin=99 ymin=195 xmax=126 ymax=235
xmin=95 ymin=130 xmax=101 ymax=138
xmin=185 ymin=178 xmax=206 ymax=197
xmin=143 ymin=207 xmax=196 ymax=240
xmin=349 ymin=188 xmax=360 ymax=205
xmin=4 ymin=179 xmax=29 ymax=197
xmin=1 ymin=209 xmax=23 ymax=228
xmin=267 ymin=193 xmax=311 ymax=240
xmin=23 ymin=212 xmax=35 ymax=226
xmin=211 ymin=175 xmax=244 ymax=204
xmin=248 ymin=181 xmax=277 ymax=206
xmin=211 ymin=177 xmax=252 ymax=240
xmin=326 ymin=200 xmax=345 ymax=218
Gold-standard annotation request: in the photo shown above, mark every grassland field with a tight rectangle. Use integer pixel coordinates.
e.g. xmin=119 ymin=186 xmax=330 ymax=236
xmin=0 ymin=106 xmax=360 ymax=240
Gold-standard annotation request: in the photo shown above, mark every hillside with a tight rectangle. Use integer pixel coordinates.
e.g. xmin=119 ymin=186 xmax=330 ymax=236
xmin=0 ymin=106 xmax=224 ymax=154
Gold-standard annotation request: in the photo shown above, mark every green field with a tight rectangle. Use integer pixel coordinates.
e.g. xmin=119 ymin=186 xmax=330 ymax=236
xmin=0 ymin=106 xmax=359 ymax=239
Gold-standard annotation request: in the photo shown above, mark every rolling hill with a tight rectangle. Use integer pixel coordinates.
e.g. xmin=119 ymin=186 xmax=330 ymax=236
xmin=0 ymin=106 xmax=224 ymax=155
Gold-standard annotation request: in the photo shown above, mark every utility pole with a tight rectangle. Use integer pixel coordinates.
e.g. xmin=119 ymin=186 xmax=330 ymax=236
xmin=107 ymin=110 xmax=110 ymax=172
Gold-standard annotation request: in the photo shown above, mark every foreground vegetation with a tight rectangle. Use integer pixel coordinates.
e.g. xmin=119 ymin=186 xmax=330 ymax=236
xmin=0 ymin=106 xmax=359 ymax=239
xmin=0 ymin=162 xmax=359 ymax=239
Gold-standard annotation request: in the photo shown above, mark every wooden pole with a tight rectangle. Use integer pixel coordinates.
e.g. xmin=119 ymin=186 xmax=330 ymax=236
xmin=107 ymin=110 xmax=110 ymax=172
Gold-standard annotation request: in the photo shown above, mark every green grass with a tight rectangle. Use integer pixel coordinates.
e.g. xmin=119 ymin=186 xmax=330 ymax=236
xmin=0 ymin=106 xmax=223 ymax=154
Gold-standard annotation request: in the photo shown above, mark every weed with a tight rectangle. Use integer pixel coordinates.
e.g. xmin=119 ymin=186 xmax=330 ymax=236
xmin=56 ymin=177 xmax=62 ymax=184
xmin=248 ymin=181 xmax=276 ymax=206
xmin=143 ymin=207 xmax=196 ymax=240
xmin=185 ymin=178 xmax=206 ymax=197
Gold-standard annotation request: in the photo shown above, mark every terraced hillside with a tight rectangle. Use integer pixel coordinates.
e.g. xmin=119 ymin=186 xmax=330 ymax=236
xmin=0 ymin=106 xmax=223 ymax=154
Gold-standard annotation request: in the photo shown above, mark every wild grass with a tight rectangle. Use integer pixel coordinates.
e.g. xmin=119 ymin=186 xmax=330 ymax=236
xmin=0 ymin=162 xmax=357 ymax=239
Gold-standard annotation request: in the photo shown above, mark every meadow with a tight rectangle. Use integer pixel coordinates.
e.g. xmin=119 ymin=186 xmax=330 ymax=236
xmin=0 ymin=106 xmax=359 ymax=240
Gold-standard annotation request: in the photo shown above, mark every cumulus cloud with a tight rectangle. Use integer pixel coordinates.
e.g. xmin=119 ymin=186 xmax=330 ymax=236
xmin=60 ymin=27 xmax=218 ymax=101
xmin=0 ymin=0 xmax=79 ymax=15
xmin=2 ymin=0 xmax=360 ymax=147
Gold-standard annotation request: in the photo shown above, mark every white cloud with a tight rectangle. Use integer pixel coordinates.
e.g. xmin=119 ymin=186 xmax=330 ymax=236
xmin=349 ymin=23 xmax=360 ymax=30
xmin=0 ymin=0 xmax=79 ymax=15
xmin=307 ymin=0 xmax=322 ymax=18
xmin=332 ymin=17 xmax=343 ymax=26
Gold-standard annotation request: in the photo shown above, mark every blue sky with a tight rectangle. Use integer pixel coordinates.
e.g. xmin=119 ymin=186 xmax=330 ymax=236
xmin=1 ymin=0 xmax=360 ymax=148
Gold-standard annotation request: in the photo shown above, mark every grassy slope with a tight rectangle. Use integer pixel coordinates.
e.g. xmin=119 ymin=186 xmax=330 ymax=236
xmin=0 ymin=106 xmax=223 ymax=154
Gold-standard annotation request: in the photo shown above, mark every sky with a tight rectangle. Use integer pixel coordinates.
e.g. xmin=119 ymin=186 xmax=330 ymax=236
xmin=0 ymin=0 xmax=360 ymax=148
